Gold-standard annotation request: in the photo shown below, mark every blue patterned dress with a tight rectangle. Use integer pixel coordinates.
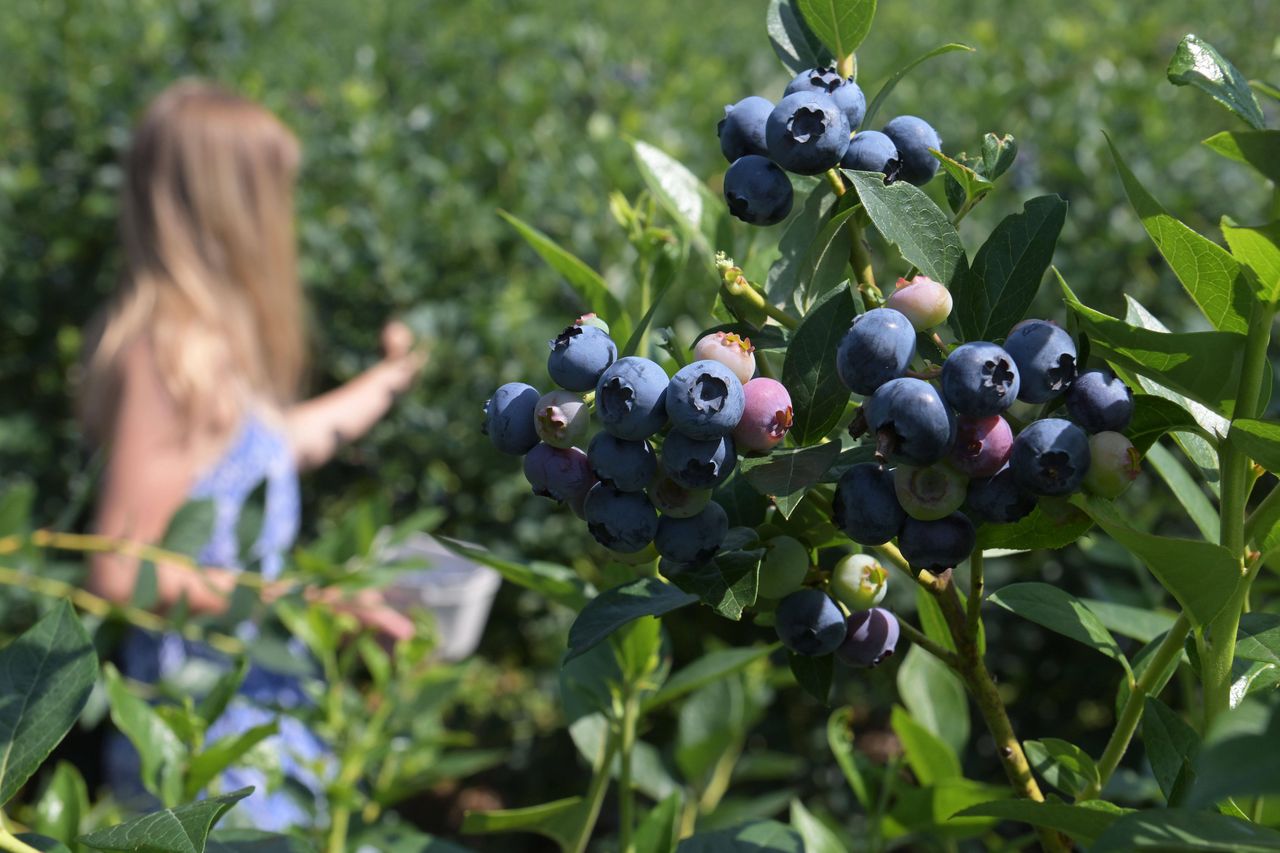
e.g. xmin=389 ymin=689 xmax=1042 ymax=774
xmin=107 ymin=413 xmax=329 ymax=829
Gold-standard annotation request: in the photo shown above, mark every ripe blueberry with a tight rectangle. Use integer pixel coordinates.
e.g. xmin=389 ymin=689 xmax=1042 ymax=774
xmin=757 ymin=536 xmax=810 ymax=599
xmin=718 ymin=96 xmax=773 ymax=162
xmin=832 ymin=463 xmax=906 ymax=546
xmin=723 ymin=155 xmax=794 ymax=226
xmin=836 ymin=307 xmax=917 ymax=396
xmin=898 ymin=513 xmax=976 ymax=571
xmin=483 ymin=382 xmax=541 ymax=455
xmin=588 ymin=433 xmax=657 ymax=492
xmin=841 ymin=130 xmax=898 ymax=175
xmin=950 ymin=415 xmax=1013 ymax=479
xmin=647 ymin=469 xmax=713 ymax=518
xmin=881 ymin=115 xmax=942 ymax=186
xmin=666 ymin=360 xmax=746 ymax=440
xmin=1066 ymin=368 xmax=1134 ymax=433
xmin=883 ymin=275 xmax=952 ymax=330
xmin=1083 ymin=431 xmax=1141 ymax=498
xmin=830 ymin=553 xmax=888 ymax=611
xmin=964 ymin=467 xmax=1036 ymax=524
xmin=693 ymin=331 xmax=756 ymax=384
xmin=831 ymin=81 xmax=867 ymax=131
xmin=1010 ymin=417 xmax=1091 ymax=496
xmin=837 ymin=608 xmax=900 ymax=667
xmin=894 ymin=463 xmax=968 ymax=521
xmin=547 ymin=324 xmax=617 ymax=391
xmin=766 ymin=92 xmax=851 ymax=176
xmin=524 ymin=443 xmax=596 ymax=517
xmin=1003 ymin=320 xmax=1077 ymax=403
xmin=864 ymin=377 xmax=956 ymax=466
xmin=733 ymin=378 xmax=794 ymax=453
xmin=661 ymin=432 xmax=737 ymax=490
xmin=534 ymin=390 xmax=589 ymax=448
xmin=775 ymin=588 xmax=846 ymax=656
xmin=596 ymin=357 xmax=669 ymax=440
xmin=655 ymin=501 xmax=729 ymax=564
xmin=583 ymin=483 xmax=660 ymax=553
xmin=941 ymin=342 xmax=1020 ymax=417
xmin=784 ymin=66 xmax=844 ymax=96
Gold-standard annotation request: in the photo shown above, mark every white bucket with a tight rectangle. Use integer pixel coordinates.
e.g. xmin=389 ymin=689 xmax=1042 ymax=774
xmin=380 ymin=532 xmax=502 ymax=662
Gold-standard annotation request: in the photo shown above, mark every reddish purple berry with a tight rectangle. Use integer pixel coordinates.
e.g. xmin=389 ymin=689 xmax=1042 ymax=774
xmin=732 ymin=378 xmax=794 ymax=453
xmin=524 ymin=444 xmax=596 ymax=517
xmin=836 ymin=608 xmax=900 ymax=667
xmin=884 ymin=276 xmax=953 ymax=331
xmin=950 ymin=415 xmax=1013 ymax=479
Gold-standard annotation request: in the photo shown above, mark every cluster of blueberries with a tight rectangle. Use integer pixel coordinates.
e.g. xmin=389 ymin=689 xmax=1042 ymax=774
xmin=718 ymin=65 xmax=942 ymax=226
xmin=483 ymin=315 xmax=794 ymax=569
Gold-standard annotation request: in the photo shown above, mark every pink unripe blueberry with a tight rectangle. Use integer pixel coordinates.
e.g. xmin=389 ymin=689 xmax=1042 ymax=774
xmin=524 ymin=444 xmax=596 ymax=517
xmin=884 ymin=275 xmax=953 ymax=331
xmin=693 ymin=331 xmax=757 ymax=384
xmin=732 ymin=378 xmax=794 ymax=452
xmin=757 ymin=535 xmax=810 ymax=599
xmin=830 ymin=553 xmax=888 ymax=611
xmin=534 ymin=390 xmax=589 ymax=448
xmin=894 ymin=463 xmax=968 ymax=521
xmin=647 ymin=470 xmax=713 ymax=519
xmin=950 ymin=415 xmax=1013 ymax=478
xmin=1084 ymin=431 xmax=1141 ymax=498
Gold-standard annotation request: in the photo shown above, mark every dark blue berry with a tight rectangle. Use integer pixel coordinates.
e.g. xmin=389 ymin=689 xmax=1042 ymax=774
xmin=841 ymin=130 xmax=899 ymax=175
xmin=832 ymin=463 xmax=906 ymax=546
xmin=547 ymin=325 xmax=617 ymax=391
xmin=964 ymin=467 xmax=1036 ymax=524
xmin=587 ymin=433 xmax=657 ymax=492
xmin=1010 ymin=418 xmax=1091 ymax=496
xmin=723 ymin=155 xmax=794 ymax=226
xmin=1003 ymin=320 xmax=1078 ymax=403
xmin=596 ymin=357 xmax=669 ymax=440
xmin=864 ymin=378 xmax=956 ymax=466
xmin=898 ymin=513 xmax=976 ymax=571
xmin=836 ymin=608 xmax=900 ymax=667
xmin=661 ymin=432 xmax=737 ymax=490
xmin=775 ymin=588 xmax=846 ymax=656
xmin=483 ymin=382 xmax=541 ymax=455
xmin=583 ymin=483 xmax=660 ymax=553
xmin=666 ymin=360 xmax=746 ymax=440
xmin=1066 ymin=369 xmax=1134 ymax=433
xmin=881 ymin=116 xmax=942 ymax=186
xmin=836 ymin=308 xmax=917 ymax=396
xmin=654 ymin=501 xmax=729 ymax=564
xmin=941 ymin=342 xmax=1021 ymax=417
xmin=718 ymin=96 xmax=773 ymax=162
xmin=832 ymin=81 xmax=867 ymax=131
xmin=784 ymin=67 xmax=844 ymax=96
xmin=766 ymin=92 xmax=851 ymax=176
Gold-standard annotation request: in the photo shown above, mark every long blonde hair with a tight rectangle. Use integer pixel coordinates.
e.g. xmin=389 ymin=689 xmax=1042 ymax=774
xmin=81 ymin=80 xmax=306 ymax=444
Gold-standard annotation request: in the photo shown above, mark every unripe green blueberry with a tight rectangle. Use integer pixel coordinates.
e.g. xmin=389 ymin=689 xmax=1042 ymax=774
xmin=757 ymin=535 xmax=810 ymax=599
xmin=534 ymin=390 xmax=590 ymax=448
xmin=693 ymin=331 xmax=756 ymax=385
xmin=1083 ymin=431 xmax=1141 ymax=498
xmin=884 ymin=276 xmax=953 ymax=331
xmin=647 ymin=470 xmax=713 ymax=518
xmin=608 ymin=542 xmax=659 ymax=566
xmin=830 ymin=553 xmax=888 ymax=611
xmin=894 ymin=463 xmax=968 ymax=520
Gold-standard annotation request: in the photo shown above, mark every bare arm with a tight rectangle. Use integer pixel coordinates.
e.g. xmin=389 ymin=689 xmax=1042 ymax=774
xmin=286 ymin=322 xmax=425 ymax=471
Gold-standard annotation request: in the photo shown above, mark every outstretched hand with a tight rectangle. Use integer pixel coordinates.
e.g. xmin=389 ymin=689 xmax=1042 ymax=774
xmin=380 ymin=320 xmax=427 ymax=395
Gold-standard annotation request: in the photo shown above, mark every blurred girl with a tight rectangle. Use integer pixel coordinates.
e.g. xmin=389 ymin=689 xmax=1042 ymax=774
xmin=79 ymin=81 xmax=423 ymax=828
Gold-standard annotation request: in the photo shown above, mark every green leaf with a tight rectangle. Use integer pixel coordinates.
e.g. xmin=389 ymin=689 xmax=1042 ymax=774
xmin=0 ymin=601 xmax=97 ymax=808
xmin=955 ymin=800 xmax=1127 ymax=845
xmin=1230 ymin=419 xmax=1280 ymax=473
xmin=788 ymin=799 xmax=844 ymax=853
xmin=975 ymin=505 xmax=1093 ymax=552
xmin=1106 ymin=136 xmax=1254 ymax=334
xmin=795 ymin=205 xmax=857 ymax=310
xmin=862 ymin=44 xmax=975 ymax=128
xmin=14 ymin=835 xmax=71 ymax=853
xmin=989 ymin=583 xmax=1130 ymax=675
xmin=1144 ymin=442 xmax=1218 ymax=541
xmin=184 ymin=723 xmax=277 ymax=802
xmin=781 ymin=284 xmax=855 ymax=443
xmin=196 ymin=657 xmax=248 ymax=727
xmin=765 ymin=185 xmax=840 ymax=307
xmin=788 ymin=652 xmax=833 ymax=705
xmin=642 ymin=644 xmax=778 ymax=713
xmin=889 ymin=778 xmax=1007 ymax=837
xmin=1060 ymin=272 xmax=1249 ymax=417
xmin=740 ymin=442 xmax=842 ymax=499
xmin=827 ymin=707 xmax=872 ymax=809
xmin=667 ymin=548 xmax=763 ymax=620
xmin=847 ymin=171 xmax=967 ymax=287
xmin=1222 ymin=219 xmax=1280 ymax=303
xmin=0 ymin=481 xmax=35 ymax=537
xmin=1073 ymin=496 xmax=1239 ymax=628
xmin=677 ymin=821 xmax=804 ymax=853
xmin=205 ymin=830 xmax=317 ymax=853
xmin=635 ymin=793 xmax=682 ymax=853
xmin=1236 ymin=613 xmax=1280 ymax=665
xmin=1093 ymin=807 xmax=1280 ymax=852
xmin=565 ymin=578 xmax=696 ymax=663
xmin=1203 ymin=131 xmax=1280 ymax=183
xmin=766 ymin=0 xmax=833 ymax=76
xmin=103 ymin=664 xmax=186 ymax=806
xmin=934 ymin=150 xmax=993 ymax=214
xmin=33 ymin=761 xmax=89 ymax=845
xmin=1126 ymin=394 xmax=1207 ymax=454
xmin=890 ymin=705 xmax=960 ymax=785
xmin=1023 ymin=738 xmax=1100 ymax=798
xmin=676 ymin=678 xmax=745 ymax=789
xmin=1080 ymin=599 xmax=1176 ymax=644
xmin=1144 ymin=697 xmax=1199 ymax=805
xmin=1167 ymin=35 xmax=1266 ymax=130
xmin=461 ymin=797 xmax=593 ymax=851
xmin=162 ymin=500 xmax=216 ymax=559
xmin=980 ymin=133 xmax=1019 ymax=181
xmin=795 ymin=0 xmax=875 ymax=61
xmin=439 ymin=538 xmax=590 ymax=610
xmin=79 ymin=788 xmax=252 ymax=853
xmin=896 ymin=645 xmax=969 ymax=758
xmin=952 ymin=195 xmax=1067 ymax=342
xmin=633 ymin=140 xmax=724 ymax=260
xmin=1191 ymin=700 xmax=1280 ymax=807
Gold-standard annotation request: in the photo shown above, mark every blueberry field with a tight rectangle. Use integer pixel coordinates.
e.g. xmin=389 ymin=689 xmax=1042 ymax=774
xmin=1 ymin=0 xmax=1279 ymax=851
